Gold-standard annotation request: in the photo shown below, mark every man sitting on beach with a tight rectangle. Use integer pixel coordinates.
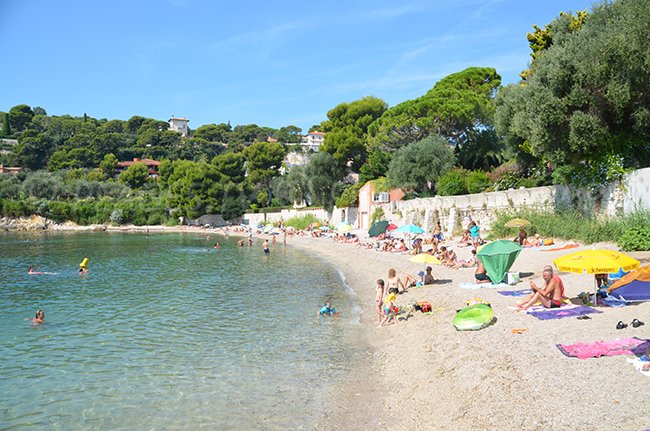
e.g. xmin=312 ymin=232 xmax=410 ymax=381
xmin=475 ymin=257 xmax=490 ymax=284
xmin=514 ymin=267 xmax=564 ymax=310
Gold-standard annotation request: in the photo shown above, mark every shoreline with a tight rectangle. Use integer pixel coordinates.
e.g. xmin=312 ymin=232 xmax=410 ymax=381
xmin=7 ymin=223 xmax=650 ymax=430
xmin=287 ymin=235 xmax=650 ymax=430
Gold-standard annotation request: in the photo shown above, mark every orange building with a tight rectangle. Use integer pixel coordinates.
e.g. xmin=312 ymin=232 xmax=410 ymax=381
xmin=357 ymin=181 xmax=404 ymax=229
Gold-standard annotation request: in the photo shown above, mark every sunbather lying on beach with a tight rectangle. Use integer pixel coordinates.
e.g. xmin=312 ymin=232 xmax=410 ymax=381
xmin=452 ymin=249 xmax=478 ymax=269
xmin=457 ymin=230 xmax=471 ymax=247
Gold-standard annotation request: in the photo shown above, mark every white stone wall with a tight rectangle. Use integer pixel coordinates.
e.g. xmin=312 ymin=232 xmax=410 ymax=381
xmin=371 ymin=168 xmax=649 ymax=236
xmin=241 ymin=206 xmax=358 ymax=227
xmin=623 ymin=167 xmax=650 ymax=214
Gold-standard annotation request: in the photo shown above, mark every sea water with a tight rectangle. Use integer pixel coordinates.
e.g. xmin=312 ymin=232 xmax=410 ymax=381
xmin=0 ymin=232 xmax=362 ymax=430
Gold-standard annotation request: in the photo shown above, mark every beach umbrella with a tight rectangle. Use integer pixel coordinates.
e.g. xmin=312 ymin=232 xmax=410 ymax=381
xmin=409 ymin=254 xmax=441 ymax=265
xmin=394 ymin=224 xmax=425 ymax=234
xmin=387 ymin=223 xmax=398 ymax=231
xmin=319 ymin=226 xmax=331 ymax=231
xmin=336 ymin=222 xmax=353 ymax=232
xmin=477 ymin=240 xmax=522 ymax=284
xmin=553 ymin=249 xmax=640 ymax=274
xmin=368 ymin=220 xmax=389 ymax=237
xmin=554 ymin=249 xmax=640 ymax=303
xmin=608 ymin=265 xmax=650 ymax=302
xmin=504 ymin=218 xmax=531 ymax=228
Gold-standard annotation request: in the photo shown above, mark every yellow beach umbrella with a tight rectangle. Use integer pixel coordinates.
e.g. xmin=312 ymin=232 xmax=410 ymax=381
xmin=409 ymin=254 xmax=441 ymax=265
xmin=553 ymin=249 xmax=640 ymax=274
xmin=554 ymin=249 xmax=640 ymax=304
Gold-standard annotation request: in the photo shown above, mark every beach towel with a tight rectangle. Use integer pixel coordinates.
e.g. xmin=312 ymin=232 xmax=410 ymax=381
xmin=557 ymin=337 xmax=650 ymax=359
xmin=459 ymin=282 xmax=510 ymax=290
xmin=540 ymin=242 xmax=580 ymax=252
xmin=626 ymin=357 xmax=650 ymax=377
xmin=527 ymin=305 xmax=601 ymax=320
xmin=498 ymin=289 xmax=532 ymax=297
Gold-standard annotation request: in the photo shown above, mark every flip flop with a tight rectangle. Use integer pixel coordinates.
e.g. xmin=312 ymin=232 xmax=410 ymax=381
xmin=631 ymin=319 xmax=645 ymax=328
xmin=577 ymin=315 xmax=591 ymax=320
xmin=616 ymin=321 xmax=628 ymax=330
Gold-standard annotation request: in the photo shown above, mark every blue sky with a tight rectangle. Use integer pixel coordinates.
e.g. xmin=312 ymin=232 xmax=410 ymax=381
xmin=0 ymin=0 xmax=592 ymax=133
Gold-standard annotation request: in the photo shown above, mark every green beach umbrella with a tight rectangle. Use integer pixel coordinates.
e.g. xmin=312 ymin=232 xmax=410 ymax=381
xmin=368 ymin=220 xmax=389 ymax=237
xmin=477 ymin=240 xmax=522 ymax=284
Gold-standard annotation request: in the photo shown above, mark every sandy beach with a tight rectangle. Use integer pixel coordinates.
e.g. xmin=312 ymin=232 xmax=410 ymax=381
xmin=21 ymin=222 xmax=650 ymax=430
xmin=283 ymin=233 xmax=650 ymax=431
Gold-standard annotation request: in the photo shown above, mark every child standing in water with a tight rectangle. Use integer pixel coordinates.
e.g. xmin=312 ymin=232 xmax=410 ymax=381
xmin=375 ymin=279 xmax=386 ymax=324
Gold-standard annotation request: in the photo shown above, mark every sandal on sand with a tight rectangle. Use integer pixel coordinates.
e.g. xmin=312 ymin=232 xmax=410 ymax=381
xmin=616 ymin=321 xmax=628 ymax=330
xmin=577 ymin=315 xmax=591 ymax=320
xmin=631 ymin=318 xmax=645 ymax=328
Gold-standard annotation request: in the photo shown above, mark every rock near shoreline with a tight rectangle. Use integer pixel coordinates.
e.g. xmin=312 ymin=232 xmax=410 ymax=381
xmin=0 ymin=216 xmax=108 ymax=232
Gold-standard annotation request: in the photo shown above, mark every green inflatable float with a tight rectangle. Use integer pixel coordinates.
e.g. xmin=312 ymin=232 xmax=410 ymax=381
xmin=453 ymin=303 xmax=495 ymax=331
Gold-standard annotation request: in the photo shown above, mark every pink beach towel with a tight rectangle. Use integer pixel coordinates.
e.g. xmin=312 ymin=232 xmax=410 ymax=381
xmin=557 ymin=337 xmax=650 ymax=359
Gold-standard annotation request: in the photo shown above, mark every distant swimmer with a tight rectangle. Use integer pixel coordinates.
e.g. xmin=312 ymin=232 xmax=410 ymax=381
xmin=319 ymin=301 xmax=340 ymax=317
xmin=32 ymin=310 xmax=45 ymax=325
xmin=28 ymin=266 xmax=42 ymax=275
xmin=213 ymin=243 xmax=221 ymax=249
xmin=262 ymin=239 xmax=270 ymax=254
xmin=79 ymin=257 xmax=90 ymax=275
xmin=237 ymin=239 xmax=244 ymax=247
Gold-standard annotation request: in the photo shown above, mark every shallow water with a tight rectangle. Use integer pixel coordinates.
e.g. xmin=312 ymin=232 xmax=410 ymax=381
xmin=0 ymin=232 xmax=362 ymax=430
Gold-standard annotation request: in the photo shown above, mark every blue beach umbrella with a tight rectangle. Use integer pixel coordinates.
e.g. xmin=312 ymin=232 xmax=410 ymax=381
xmin=394 ymin=224 xmax=425 ymax=234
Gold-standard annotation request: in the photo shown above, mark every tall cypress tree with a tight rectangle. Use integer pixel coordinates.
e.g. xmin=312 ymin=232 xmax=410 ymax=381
xmin=1 ymin=112 xmax=11 ymax=137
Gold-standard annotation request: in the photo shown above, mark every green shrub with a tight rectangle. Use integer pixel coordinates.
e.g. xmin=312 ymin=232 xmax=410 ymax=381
xmin=335 ymin=182 xmax=362 ymax=208
xmin=437 ymin=168 xmax=468 ymax=196
xmin=284 ymin=213 xmax=324 ymax=230
xmin=370 ymin=207 xmax=385 ymax=224
xmin=489 ymin=209 xmax=649 ymax=245
xmin=466 ymin=170 xmax=490 ymax=194
xmin=618 ymin=225 xmax=650 ymax=251
xmin=44 ymin=201 xmax=72 ymax=223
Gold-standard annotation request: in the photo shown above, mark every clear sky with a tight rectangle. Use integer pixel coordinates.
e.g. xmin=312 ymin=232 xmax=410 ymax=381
xmin=0 ymin=0 xmax=592 ymax=133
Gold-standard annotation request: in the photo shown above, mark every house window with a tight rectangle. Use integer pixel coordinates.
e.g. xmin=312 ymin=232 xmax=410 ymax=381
xmin=372 ymin=192 xmax=389 ymax=203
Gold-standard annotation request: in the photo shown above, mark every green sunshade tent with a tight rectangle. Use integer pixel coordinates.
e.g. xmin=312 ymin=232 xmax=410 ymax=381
xmin=368 ymin=220 xmax=389 ymax=237
xmin=477 ymin=240 xmax=522 ymax=284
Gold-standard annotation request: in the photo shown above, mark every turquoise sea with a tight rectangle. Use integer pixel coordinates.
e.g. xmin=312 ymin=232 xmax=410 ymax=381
xmin=0 ymin=232 xmax=362 ymax=430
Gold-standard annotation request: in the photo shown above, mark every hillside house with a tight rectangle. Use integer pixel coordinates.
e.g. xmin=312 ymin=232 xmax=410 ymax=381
xmin=115 ymin=158 xmax=161 ymax=178
xmin=168 ymin=116 xmax=189 ymax=137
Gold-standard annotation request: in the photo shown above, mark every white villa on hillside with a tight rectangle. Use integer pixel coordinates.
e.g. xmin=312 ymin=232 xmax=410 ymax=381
xmin=168 ymin=116 xmax=189 ymax=137
xmin=299 ymin=131 xmax=324 ymax=152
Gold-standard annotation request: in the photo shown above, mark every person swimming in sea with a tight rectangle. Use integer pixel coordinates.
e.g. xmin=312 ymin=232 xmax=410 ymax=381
xmin=319 ymin=301 xmax=339 ymax=317
xmin=32 ymin=310 xmax=45 ymax=325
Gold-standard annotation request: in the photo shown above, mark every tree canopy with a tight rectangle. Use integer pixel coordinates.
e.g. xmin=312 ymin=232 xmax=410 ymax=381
xmin=495 ymin=0 xmax=650 ymax=181
xmin=368 ymin=67 xmax=501 ymax=152
xmin=320 ymin=96 xmax=387 ymax=171
xmin=386 ymin=135 xmax=455 ymax=194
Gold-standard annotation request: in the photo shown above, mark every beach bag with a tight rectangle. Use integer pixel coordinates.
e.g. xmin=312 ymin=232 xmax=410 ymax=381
xmin=507 ymin=272 xmax=520 ymax=285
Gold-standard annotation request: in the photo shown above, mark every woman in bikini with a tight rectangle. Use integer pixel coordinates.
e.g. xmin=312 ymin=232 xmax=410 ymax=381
xmin=386 ymin=268 xmax=418 ymax=294
xmin=386 ymin=268 xmax=405 ymax=294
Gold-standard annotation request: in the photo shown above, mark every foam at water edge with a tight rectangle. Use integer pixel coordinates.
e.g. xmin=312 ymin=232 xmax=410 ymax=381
xmin=336 ymin=268 xmax=355 ymax=296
